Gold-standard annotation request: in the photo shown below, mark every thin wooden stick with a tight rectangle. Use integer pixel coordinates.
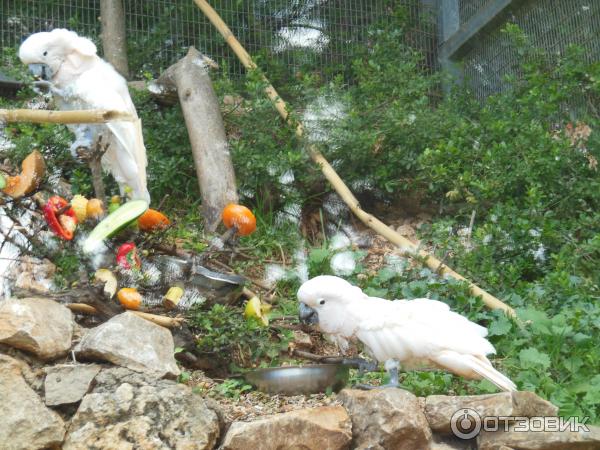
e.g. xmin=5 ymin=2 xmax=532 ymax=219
xmin=0 ymin=109 xmax=135 ymax=124
xmin=194 ymin=0 xmax=516 ymax=317
xmin=66 ymin=303 xmax=184 ymax=328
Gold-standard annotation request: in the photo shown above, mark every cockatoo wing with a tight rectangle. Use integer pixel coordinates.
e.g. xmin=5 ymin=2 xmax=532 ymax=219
xmin=350 ymin=297 xmax=515 ymax=391
xmin=68 ymin=62 xmax=149 ymax=202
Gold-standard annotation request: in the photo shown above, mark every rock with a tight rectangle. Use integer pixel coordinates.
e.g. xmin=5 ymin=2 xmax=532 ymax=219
xmin=0 ymin=355 xmax=65 ymax=450
xmin=74 ymin=312 xmax=180 ymax=378
xmin=430 ymin=434 xmax=473 ymax=449
xmin=10 ymin=256 xmax=56 ymax=293
xmin=44 ymin=363 xmax=101 ymax=406
xmin=425 ymin=392 xmax=559 ymax=434
xmin=338 ymin=388 xmax=431 ymax=450
xmin=478 ymin=424 xmax=600 ymax=450
xmin=292 ymin=330 xmax=313 ymax=348
xmin=63 ymin=367 xmax=220 ymax=450
xmin=220 ymin=406 xmax=352 ymax=450
xmin=0 ymin=297 xmax=73 ymax=360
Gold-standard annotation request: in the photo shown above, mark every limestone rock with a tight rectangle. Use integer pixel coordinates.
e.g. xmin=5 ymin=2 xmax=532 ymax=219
xmin=478 ymin=424 xmax=600 ymax=450
xmin=0 ymin=355 xmax=65 ymax=450
xmin=338 ymin=388 xmax=431 ymax=450
xmin=0 ymin=297 xmax=73 ymax=359
xmin=220 ymin=406 xmax=352 ymax=450
xmin=430 ymin=434 xmax=473 ymax=449
xmin=44 ymin=363 xmax=101 ymax=406
xmin=74 ymin=312 xmax=180 ymax=378
xmin=425 ymin=391 xmax=559 ymax=433
xmin=63 ymin=367 xmax=220 ymax=450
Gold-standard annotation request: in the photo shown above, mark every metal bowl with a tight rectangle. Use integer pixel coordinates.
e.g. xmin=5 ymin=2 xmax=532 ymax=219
xmin=245 ymin=364 xmax=350 ymax=395
xmin=189 ymin=265 xmax=245 ymax=305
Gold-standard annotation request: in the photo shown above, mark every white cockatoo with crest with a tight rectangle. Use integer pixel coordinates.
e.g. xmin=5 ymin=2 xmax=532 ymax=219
xmin=19 ymin=28 xmax=150 ymax=203
xmin=298 ymin=275 xmax=516 ymax=391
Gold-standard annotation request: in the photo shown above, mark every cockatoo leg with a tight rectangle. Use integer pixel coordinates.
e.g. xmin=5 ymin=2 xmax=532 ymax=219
xmin=352 ymin=359 xmax=402 ymax=390
xmin=69 ymin=126 xmax=95 ymax=158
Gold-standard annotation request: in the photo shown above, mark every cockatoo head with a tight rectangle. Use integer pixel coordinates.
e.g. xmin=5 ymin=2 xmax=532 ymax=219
xmin=297 ymin=275 xmax=364 ymax=331
xmin=19 ymin=29 xmax=97 ymax=81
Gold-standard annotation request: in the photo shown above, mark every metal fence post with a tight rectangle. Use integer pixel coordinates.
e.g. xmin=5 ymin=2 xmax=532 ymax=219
xmin=438 ymin=0 xmax=463 ymax=90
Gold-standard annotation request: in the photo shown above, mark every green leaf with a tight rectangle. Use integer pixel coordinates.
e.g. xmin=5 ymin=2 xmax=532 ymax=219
xmin=488 ymin=314 xmax=512 ymax=336
xmin=519 ymin=348 xmax=551 ymax=369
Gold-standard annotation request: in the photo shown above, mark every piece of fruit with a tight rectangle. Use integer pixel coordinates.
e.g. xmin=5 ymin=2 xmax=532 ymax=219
xmin=2 ymin=150 xmax=46 ymax=198
xmin=94 ymin=269 xmax=118 ymax=298
xmin=86 ymin=198 xmax=105 ymax=220
xmin=71 ymin=194 xmax=89 ymax=222
xmin=116 ymin=242 xmax=142 ymax=270
xmin=108 ymin=195 xmax=121 ymax=214
xmin=222 ymin=204 xmax=257 ymax=236
xmin=117 ymin=287 xmax=142 ymax=310
xmin=138 ymin=208 xmax=170 ymax=232
xmin=244 ymin=296 xmax=269 ymax=326
xmin=0 ymin=173 xmax=6 ymax=190
xmin=43 ymin=195 xmax=77 ymax=240
xmin=82 ymin=200 xmax=148 ymax=253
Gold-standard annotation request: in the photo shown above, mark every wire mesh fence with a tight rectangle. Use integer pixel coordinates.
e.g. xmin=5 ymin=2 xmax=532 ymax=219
xmin=456 ymin=0 xmax=600 ymax=99
xmin=0 ymin=0 xmax=437 ymax=82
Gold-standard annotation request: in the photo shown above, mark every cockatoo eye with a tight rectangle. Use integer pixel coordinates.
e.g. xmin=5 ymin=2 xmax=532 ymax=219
xmin=43 ymin=51 xmax=48 ymax=56
xmin=319 ymin=299 xmax=326 ymax=305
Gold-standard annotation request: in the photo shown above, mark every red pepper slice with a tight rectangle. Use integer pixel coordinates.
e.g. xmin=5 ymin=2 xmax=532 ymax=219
xmin=116 ymin=242 xmax=142 ymax=270
xmin=43 ymin=195 xmax=77 ymax=240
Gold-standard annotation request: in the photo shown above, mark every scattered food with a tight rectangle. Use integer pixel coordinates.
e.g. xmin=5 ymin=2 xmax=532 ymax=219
xmin=222 ymin=203 xmax=257 ymax=236
xmin=117 ymin=287 xmax=142 ymax=310
xmin=43 ymin=195 xmax=77 ymax=240
xmin=116 ymin=242 xmax=142 ymax=270
xmin=244 ymin=296 xmax=270 ymax=326
xmin=1 ymin=149 xmax=46 ymax=198
xmin=94 ymin=268 xmax=118 ymax=298
xmin=138 ymin=208 xmax=170 ymax=231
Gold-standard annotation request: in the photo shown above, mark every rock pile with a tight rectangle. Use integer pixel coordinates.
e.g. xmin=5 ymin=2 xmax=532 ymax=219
xmin=0 ymin=295 xmax=598 ymax=449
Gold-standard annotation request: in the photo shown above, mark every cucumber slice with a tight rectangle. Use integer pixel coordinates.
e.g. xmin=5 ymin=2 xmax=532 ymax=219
xmin=83 ymin=200 xmax=148 ymax=253
xmin=0 ymin=173 xmax=5 ymax=190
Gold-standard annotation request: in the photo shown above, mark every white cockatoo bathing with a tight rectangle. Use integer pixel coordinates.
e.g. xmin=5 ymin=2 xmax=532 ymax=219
xmin=18 ymin=29 xmax=150 ymax=203
xmin=298 ymin=275 xmax=516 ymax=391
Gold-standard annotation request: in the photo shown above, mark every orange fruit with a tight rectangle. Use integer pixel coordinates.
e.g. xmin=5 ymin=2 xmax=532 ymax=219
xmin=221 ymin=204 xmax=256 ymax=236
xmin=117 ymin=287 xmax=142 ymax=310
xmin=137 ymin=208 xmax=170 ymax=232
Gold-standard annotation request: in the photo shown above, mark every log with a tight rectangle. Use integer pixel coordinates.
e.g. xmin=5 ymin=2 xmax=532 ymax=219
xmin=100 ymin=0 xmax=129 ymax=79
xmin=0 ymin=109 xmax=135 ymax=124
xmin=155 ymin=47 xmax=238 ymax=231
xmin=66 ymin=303 xmax=185 ymax=328
xmin=193 ymin=0 xmax=516 ymax=318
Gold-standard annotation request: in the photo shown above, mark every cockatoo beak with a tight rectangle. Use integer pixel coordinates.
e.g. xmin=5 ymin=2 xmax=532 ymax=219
xmin=28 ymin=63 xmax=53 ymax=80
xmin=299 ymin=303 xmax=319 ymax=325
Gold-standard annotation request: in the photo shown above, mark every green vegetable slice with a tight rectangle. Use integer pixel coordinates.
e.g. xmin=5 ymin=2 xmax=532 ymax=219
xmin=83 ymin=200 xmax=148 ymax=253
xmin=0 ymin=173 xmax=5 ymax=190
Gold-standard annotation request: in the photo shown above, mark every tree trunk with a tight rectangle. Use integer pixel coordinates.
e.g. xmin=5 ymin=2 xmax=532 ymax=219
xmin=155 ymin=47 xmax=238 ymax=231
xmin=100 ymin=0 xmax=129 ymax=79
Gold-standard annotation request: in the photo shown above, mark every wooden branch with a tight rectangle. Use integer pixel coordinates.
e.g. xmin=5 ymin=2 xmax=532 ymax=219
xmin=0 ymin=109 xmax=135 ymax=124
xmin=194 ymin=0 xmax=516 ymax=318
xmin=66 ymin=303 xmax=184 ymax=328
xmin=155 ymin=47 xmax=238 ymax=231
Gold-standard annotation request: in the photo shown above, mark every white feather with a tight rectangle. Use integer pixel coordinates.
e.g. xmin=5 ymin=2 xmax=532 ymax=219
xmin=297 ymin=275 xmax=517 ymax=392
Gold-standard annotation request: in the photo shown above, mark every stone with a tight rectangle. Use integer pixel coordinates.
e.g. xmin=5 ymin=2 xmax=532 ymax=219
xmin=0 ymin=355 xmax=65 ymax=450
xmin=425 ymin=392 xmax=559 ymax=434
xmin=10 ymin=256 xmax=56 ymax=293
xmin=430 ymin=434 xmax=473 ymax=449
xmin=220 ymin=406 xmax=352 ymax=450
xmin=478 ymin=424 xmax=600 ymax=450
xmin=0 ymin=297 xmax=73 ymax=360
xmin=63 ymin=367 xmax=220 ymax=450
xmin=338 ymin=388 xmax=432 ymax=450
xmin=44 ymin=363 xmax=101 ymax=406
xmin=74 ymin=311 xmax=180 ymax=378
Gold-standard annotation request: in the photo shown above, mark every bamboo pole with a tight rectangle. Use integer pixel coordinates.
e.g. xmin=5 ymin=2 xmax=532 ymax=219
xmin=0 ymin=109 xmax=135 ymax=124
xmin=193 ymin=0 xmax=516 ymax=318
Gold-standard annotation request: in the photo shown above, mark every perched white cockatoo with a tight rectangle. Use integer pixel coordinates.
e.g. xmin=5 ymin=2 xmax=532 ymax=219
xmin=18 ymin=29 xmax=150 ymax=203
xmin=298 ymin=275 xmax=516 ymax=392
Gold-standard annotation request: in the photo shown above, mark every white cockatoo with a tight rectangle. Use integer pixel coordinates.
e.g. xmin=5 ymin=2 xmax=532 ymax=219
xmin=18 ymin=29 xmax=150 ymax=203
xmin=298 ymin=275 xmax=516 ymax=391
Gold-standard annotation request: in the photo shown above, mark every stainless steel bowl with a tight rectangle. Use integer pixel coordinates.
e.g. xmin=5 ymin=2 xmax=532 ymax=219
xmin=245 ymin=364 xmax=350 ymax=395
xmin=189 ymin=265 xmax=245 ymax=305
